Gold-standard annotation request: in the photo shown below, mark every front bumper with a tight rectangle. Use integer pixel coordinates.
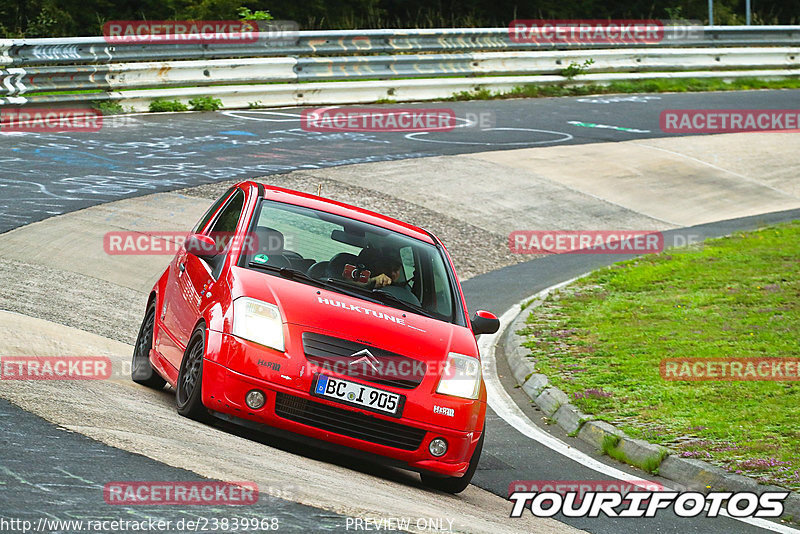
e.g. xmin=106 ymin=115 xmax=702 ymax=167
xmin=201 ymin=329 xmax=484 ymax=477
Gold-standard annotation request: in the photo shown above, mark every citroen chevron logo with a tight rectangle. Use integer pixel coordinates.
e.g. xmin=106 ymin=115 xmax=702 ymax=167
xmin=349 ymin=349 xmax=381 ymax=373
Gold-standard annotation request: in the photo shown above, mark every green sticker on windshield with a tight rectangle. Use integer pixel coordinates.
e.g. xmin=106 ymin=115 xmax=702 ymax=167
xmin=254 ymin=254 xmax=269 ymax=264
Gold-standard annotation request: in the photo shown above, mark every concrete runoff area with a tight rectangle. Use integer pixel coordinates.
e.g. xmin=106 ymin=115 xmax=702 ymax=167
xmin=469 ymin=132 xmax=800 ymax=227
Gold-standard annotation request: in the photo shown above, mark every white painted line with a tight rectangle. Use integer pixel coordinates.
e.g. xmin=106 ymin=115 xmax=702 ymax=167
xmin=221 ymin=110 xmax=307 ymax=121
xmin=406 ymin=127 xmax=573 ymax=146
xmin=479 ymin=281 xmax=800 ymax=534
xmin=567 ymin=120 xmax=651 ymax=133
xmin=576 ymin=96 xmax=662 ymax=104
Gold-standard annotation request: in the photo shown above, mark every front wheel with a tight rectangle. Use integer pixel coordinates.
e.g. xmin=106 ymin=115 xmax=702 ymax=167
xmin=420 ymin=430 xmax=484 ymax=494
xmin=176 ymin=326 xmax=209 ymax=422
xmin=131 ymin=301 xmax=167 ymax=390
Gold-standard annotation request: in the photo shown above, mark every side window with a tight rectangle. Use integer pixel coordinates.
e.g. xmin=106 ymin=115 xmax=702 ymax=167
xmin=204 ymin=189 xmax=245 ymax=276
xmin=399 ymin=246 xmax=415 ymax=281
xmin=192 ymin=187 xmax=235 ymax=233
xmin=430 ymin=256 xmax=454 ymax=317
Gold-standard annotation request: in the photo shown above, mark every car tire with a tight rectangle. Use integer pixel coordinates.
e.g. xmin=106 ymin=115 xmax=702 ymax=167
xmin=176 ymin=326 xmax=210 ymax=422
xmin=420 ymin=429 xmax=484 ymax=494
xmin=131 ymin=301 xmax=167 ymax=390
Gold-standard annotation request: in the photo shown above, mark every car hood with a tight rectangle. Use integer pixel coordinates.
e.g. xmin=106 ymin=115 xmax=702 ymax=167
xmin=231 ymin=267 xmax=477 ymax=361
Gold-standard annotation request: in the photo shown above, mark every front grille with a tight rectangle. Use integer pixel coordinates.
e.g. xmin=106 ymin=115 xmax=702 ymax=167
xmin=302 ymin=332 xmax=426 ymax=390
xmin=274 ymin=392 xmax=426 ymax=451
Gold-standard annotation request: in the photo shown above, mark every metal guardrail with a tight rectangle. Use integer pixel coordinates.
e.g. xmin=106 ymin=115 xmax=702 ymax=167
xmin=2 ymin=49 xmax=798 ymax=95
xmin=10 ymin=69 xmax=797 ymax=111
xmin=0 ymin=26 xmax=798 ymax=108
xmin=2 ymin=26 xmax=800 ymax=67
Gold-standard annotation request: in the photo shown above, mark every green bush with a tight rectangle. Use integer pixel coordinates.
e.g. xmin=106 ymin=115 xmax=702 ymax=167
xmin=560 ymin=59 xmax=595 ymax=80
xmin=188 ymin=96 xmax=223 ymax=112
xmin=149 ymin=99 xmax=188 ymax=112
xmin=92 ymin=101 xmax=126 ymax=115
xmin=237 ymin=7 xmax=273 ymax=21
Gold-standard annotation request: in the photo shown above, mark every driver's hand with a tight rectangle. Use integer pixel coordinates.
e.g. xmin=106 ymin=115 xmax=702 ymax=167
xmin=370 ymin=274 xmax=392 ymax=288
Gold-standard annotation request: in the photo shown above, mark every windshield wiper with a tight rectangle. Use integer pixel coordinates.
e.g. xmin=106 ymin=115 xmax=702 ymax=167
xmin=247 ymin=262 xmax=380 ymax=302
xmin=371 ymin=289 xmax=437 ymax=320
xmin=247 ymin=262 xmax=325 ymax=287
xmin=321 ymin=278 xmax=384 ymax=304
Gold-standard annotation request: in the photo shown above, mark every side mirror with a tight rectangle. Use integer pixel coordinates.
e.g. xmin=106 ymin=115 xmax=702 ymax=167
xmin=471 ymin=310 xmax=499 ymax=335
xmin=184 ymin=233 xmax=219 ymax=260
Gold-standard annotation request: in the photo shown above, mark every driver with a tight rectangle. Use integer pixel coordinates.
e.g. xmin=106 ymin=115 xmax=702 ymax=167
xmin=368 ymin=256 xmax=403 ymax=289
xmin=369 ymin=254 xmax=421 ymax=307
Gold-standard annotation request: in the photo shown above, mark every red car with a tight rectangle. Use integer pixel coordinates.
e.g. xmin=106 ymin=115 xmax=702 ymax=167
xmin=132 ymin=181 xmax=499 ymax=493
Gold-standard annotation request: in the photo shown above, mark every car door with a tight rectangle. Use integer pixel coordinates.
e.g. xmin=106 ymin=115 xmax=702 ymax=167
xmin=158 ymin=188 xmax=246 ymax=369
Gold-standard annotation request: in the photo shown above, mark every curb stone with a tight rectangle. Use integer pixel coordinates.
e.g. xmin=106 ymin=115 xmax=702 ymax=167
xmin=576 ymin=420 xmax=625 ymax=449
xmin=503 ymin=311 xmax=536 ymax=385
xmin=502 ymin=282 xmax=800 ymax=522
xmin=508 ymin=353 xmax=536 ymax=387
xmin=552 ymin=403 xmax=591 ymax=435
xmin=616 ymin=438 xmax=668 ymax=472
xmin=535 ymin=387 xmax=570 ymax=417
xmin=521 ymin=373 xmax=549 ymax=399
xmin=787 ymin=493 xmax=800 ymax=521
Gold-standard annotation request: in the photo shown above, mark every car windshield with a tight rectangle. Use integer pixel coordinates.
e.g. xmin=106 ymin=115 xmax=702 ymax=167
xmin=239 ymin=199 xmax=457 ymax=323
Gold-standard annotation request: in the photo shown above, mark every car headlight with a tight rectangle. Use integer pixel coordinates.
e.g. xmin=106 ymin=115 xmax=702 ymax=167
xmin=436 ymin=352 xmax=481 ymax=399
xmin=232 ymin=297 xmax=285 ymax=352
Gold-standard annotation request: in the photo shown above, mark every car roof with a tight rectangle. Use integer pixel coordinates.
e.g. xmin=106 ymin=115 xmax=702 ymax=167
xmin=241 ymin=181 xmax=436 ymax=244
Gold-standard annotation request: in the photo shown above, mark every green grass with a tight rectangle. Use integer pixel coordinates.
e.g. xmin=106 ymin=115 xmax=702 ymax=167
xmin=22 ymin=76 xmax=800 ymax=109
xmin=149 ymin=99 xmax=188 ymax=112
xmin=188 ymin=96 xmax=222 ymax=111
xmin=521 ymin=221 xmax=800 ymax=489
xmin=24 ymin=89 xmax=103 ymax=96
xmin=91 ymin=101 xmax=127 ymax=115
xmin=447 ymin=77 xmax=800 ymax=101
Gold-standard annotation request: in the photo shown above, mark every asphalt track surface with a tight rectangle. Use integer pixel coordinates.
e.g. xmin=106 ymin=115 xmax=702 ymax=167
xmin=1 ymin=90 xmax=799 ymax=533
xmin=0 ymin=398 xmax=352 ymax=532
xmin=2 ymin=89 xmax=799 ymax=233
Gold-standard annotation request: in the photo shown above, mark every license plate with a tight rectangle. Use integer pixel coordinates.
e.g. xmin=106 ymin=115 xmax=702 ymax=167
xmin=312 ymin=375 xmax=404 ymax=417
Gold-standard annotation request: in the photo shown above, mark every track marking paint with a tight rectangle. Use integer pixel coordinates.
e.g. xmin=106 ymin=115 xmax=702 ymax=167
xmin=406 ymin=127 xmax=573 ymax=146
xmin=568 ymin=121 xmax=650 ymax=133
